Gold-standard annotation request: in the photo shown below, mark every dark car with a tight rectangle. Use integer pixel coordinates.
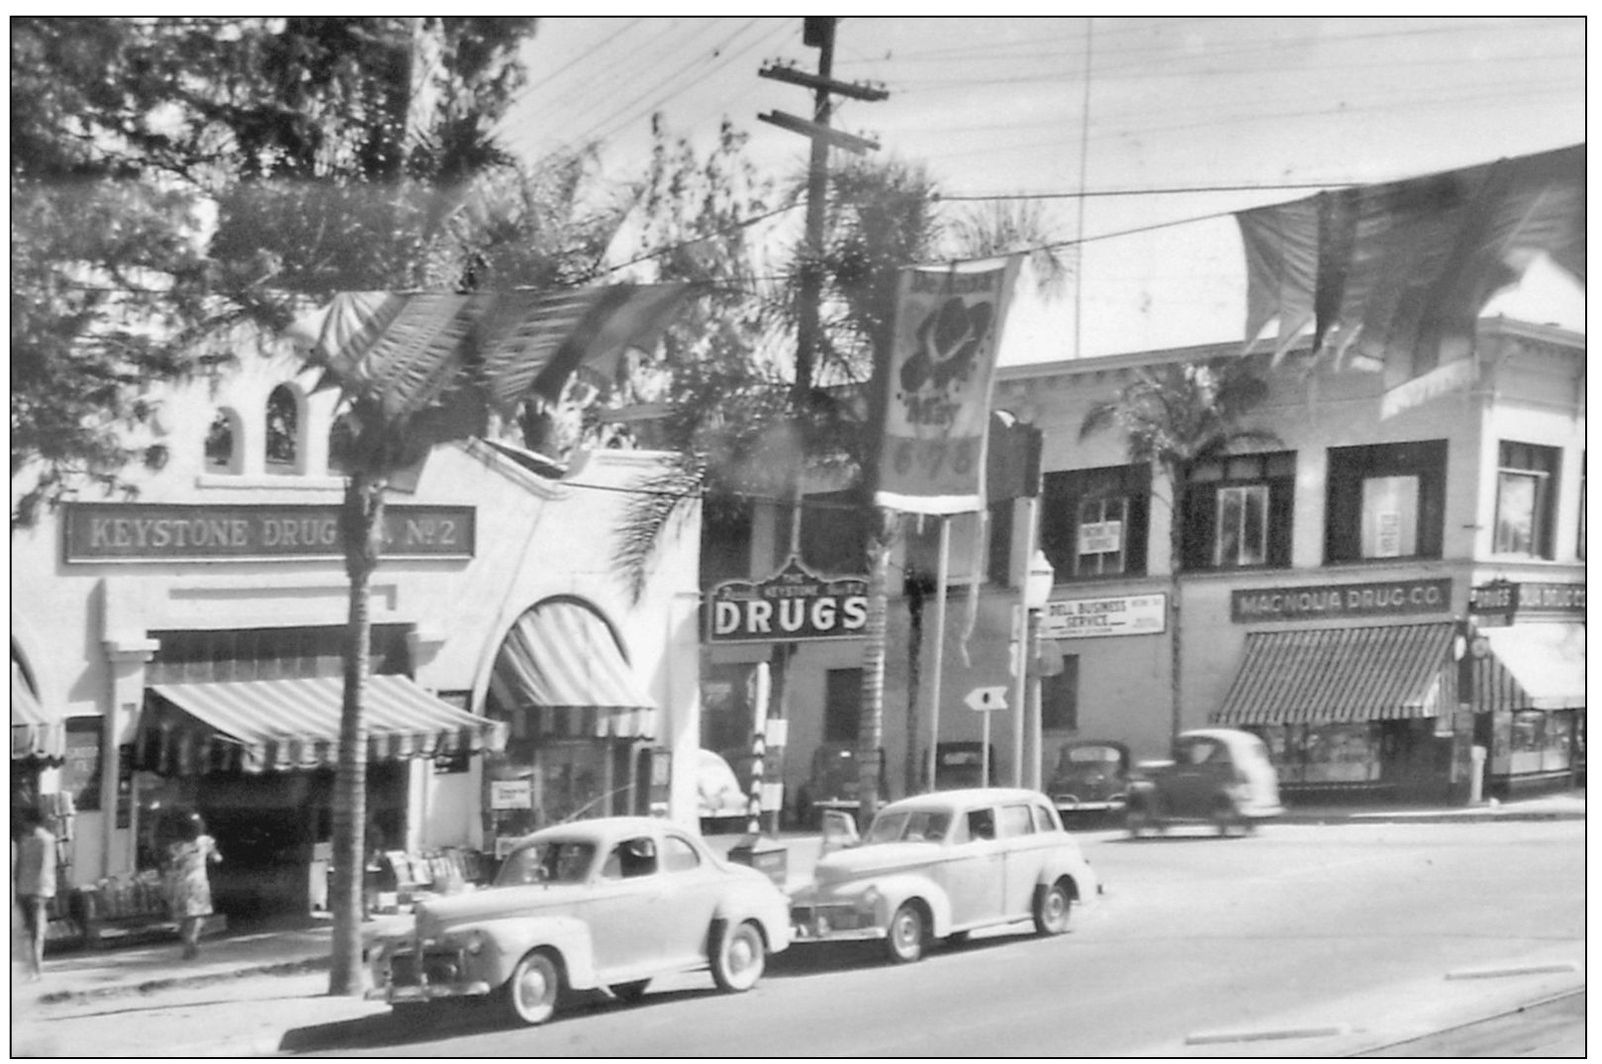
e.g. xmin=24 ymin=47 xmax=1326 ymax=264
xmin=933 ymin=742 xmax=997 ymax=791
xmin=1125 ymin=728 xmax=1283 ymax=837
xmin=1047 ymin=740 xmax=1131 ymax=819
xmin=795 ymin=743 xmax=887 ymax=829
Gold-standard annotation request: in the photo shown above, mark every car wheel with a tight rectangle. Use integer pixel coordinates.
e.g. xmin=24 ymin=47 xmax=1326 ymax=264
xmin=711 ymin=920 xmax=766 ymax=992
xmin=610 ymin=979 xmax=650 ymax=1004
xmin=1033 ymin=880 xmax=1072 ymax=936
xmin=1212 ymin=799 xmax=1239 ymax=836
xmin=505 ymin=949 xmax=562 ymax=1026
xmin=886 ymin=902 xmax=927 ymax=964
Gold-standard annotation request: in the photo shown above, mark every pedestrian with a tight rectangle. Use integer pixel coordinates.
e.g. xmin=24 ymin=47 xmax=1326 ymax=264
xmin=166 ymin=812 xmax=221 ymax=960
xmin=14 ymin=806 xmax=57 ymax=981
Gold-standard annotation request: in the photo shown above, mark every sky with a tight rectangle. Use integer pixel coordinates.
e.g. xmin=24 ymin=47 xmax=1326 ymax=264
xmin=496 ymin=16 xmax=1587 ymax=363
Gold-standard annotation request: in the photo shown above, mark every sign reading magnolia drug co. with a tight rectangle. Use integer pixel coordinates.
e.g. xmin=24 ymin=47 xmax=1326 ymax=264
xmin=707 ymin=557 xmax=869 ymax=644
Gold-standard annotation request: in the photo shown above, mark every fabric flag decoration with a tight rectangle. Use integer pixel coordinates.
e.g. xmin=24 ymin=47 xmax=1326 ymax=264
xmin=1235 ymin=145 xmax=1584 ymax=388
xmin=289 ymin=284 xmax=695 ymax=420
xmin=873 ymin=258 xmax=1023 ymax=514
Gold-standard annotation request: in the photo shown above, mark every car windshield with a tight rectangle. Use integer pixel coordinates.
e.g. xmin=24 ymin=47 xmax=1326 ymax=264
xmin=495 ymin=840 xmax=596 ymax=886
xmin=865 ymin=809 xmax=951 ymax=844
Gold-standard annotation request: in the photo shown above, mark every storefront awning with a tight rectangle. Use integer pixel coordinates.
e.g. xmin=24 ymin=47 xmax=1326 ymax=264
xmin=1213 ymin=622 xmax=1455 ymax=725
xmin=11 ymin=660 xmax=67 ymax=762
xmin=492 ymin=601 xmax=657 ymax=740
xmin=1477 ymin=624 xmax=1586 ymax=711
xmin=139 ymin=675 xmax=508 ymax=775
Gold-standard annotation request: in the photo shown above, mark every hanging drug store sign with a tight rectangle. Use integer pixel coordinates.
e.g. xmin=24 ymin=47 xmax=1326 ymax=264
xmin=63 ymin=502 xmax=476 ymax=562
xmin=1231 ymin=577 xmax=1452 ymax=623
xmin=1043 ymin=593 xmax=1166 ymax=639
xmin=708 ymin=557 xmax=868 ymax=643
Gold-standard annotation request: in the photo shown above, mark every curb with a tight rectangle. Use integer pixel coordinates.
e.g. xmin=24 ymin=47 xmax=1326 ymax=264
xmin=1278 ymin=809 xmax=1584 ymax=826
xmin=35 ymin=955 xmax=330 ymax=1009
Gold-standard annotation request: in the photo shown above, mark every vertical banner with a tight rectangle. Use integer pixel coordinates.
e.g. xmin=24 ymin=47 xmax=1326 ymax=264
xmin=874 ymin=257 xmax=1022 ymax=514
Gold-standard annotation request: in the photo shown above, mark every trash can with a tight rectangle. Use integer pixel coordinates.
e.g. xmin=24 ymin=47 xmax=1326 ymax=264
xmin=725 ymin=833 xmax=788 ymax=889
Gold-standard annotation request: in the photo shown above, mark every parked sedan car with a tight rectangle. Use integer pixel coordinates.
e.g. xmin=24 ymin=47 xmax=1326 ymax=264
xmin=794 ymin=742 xmax=887 ymax=828
xmin=932 ymin=741 xmax=996 ymax=790
xmin=1048 ymin=740 xmax=1131 ymax=819
xmin=789 ymin=788 xmax=1099 ymax=964
xmin=1125 ymin=728 xmax=1283 ymax=836
xmin=696 ymin=749 xmax=748 ymax=833
xmin=366 ymin=817 xmax=790 ymax=1025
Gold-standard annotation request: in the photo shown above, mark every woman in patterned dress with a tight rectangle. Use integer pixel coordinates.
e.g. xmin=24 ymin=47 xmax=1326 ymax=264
xmin=167 ymin=813 xmax=221 ymax=959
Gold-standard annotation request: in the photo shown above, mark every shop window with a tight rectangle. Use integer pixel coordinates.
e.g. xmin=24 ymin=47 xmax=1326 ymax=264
xmin=265 ymin=384 xmax=302 ymax=475
xmin=1040 ymin=655 xmax=1079 ymax=732
xmin=1182 ymin=452 xmax=1295 ymax=570
xmin=1510 ymin=710 xmax=1573 ymax=775
xmin=1040 ymin=464 xmax=1150 ymax=581
xmin=1258 ymin=723 xmax=1383 ymax=784
xmin=1494 ymin=441 xmax=1560 ymax=558
xmin=1324 ymin=441 xmax=1446 ymax=563
xmin=799 ymin=490 xmax=868 ymax=575
xmin=701 ymin=663 xmax=757 ymax=758
xmin=823 ymin=668 xmax=863 ymax=744
xmin=61 ymin=718 xmax=103 ymax=812
xmin=204 ymin=408 xmax=240 ymax=474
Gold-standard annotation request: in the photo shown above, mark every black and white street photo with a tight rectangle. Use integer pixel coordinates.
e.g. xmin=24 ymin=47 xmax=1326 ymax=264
xmin=10 ymin=17 xmax=1585 ymax=1058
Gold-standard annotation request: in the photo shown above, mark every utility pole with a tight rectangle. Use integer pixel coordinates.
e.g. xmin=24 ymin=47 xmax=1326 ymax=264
xmin=755 ymin=17 xmax=888 ymax=828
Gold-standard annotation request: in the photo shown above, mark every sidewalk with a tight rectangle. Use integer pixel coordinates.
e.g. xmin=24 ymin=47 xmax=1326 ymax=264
xmin=10 ymin=793 xmax=1582 ymax=1055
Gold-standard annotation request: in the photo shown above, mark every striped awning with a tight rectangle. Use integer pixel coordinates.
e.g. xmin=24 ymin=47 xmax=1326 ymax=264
xmin=1213 ymin=622 xmax=1455 ymax=725
xmin=138 ymin=675 xmax=507 ymax=775
xmin=491 ymin=601 xmax=657 ymax=740
xmin=11 ymin=660 xmax=67 ymax=762
xmin=1474 ymin=624 xmax=1586 ymax=711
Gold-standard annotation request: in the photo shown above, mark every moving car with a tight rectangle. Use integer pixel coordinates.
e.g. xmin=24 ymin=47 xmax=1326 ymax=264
xmin=1125 ymin=728 xmax=1283 ymax=836
xmin=696 ymin=749 xmax=748 ymax=833
xmin=1048 ymin=740 xmax=1131 ymax=819
xmin=789 ymin=788 xmax=1099 ymax=964
xmin=366 ymin=817 xmax=790 ymax=1025
xmin=795 ymin=743 xmax=887 ymax=828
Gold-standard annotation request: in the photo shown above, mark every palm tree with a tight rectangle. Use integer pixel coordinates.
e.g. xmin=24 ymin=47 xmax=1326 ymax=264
xmin=1078 ymin=356 xmax=1276 ymax=745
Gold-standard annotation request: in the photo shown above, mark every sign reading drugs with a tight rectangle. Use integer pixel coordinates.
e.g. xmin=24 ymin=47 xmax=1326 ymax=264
xmin=708 ymin=557 xmax=869 ymax=644
xmin=874 ymin=258 xmax=1022 ymax=514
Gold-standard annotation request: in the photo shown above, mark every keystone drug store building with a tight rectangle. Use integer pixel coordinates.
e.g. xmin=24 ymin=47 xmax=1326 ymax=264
xmin=10 ymin=347 xmax=702 ymax=925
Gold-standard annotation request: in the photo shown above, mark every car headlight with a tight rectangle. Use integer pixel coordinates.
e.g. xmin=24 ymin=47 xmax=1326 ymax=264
xmin=857 ymin=886 xmax=881 ymax=914
xmin=453 ymin=930 xmax=486 ymax=955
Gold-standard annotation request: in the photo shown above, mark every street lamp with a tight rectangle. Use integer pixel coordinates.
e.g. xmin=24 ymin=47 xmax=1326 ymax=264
xmin=1012 ymin=550 xmax=1056 ymax=788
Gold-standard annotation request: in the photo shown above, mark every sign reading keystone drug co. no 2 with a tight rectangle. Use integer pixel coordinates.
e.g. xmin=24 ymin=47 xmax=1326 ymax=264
xmin=707 ymin=556 xmax=869 ymax=644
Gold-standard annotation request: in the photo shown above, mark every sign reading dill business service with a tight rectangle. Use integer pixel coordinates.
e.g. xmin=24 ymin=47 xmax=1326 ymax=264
xmin=708 ymin=557 xmax=868 ymax=643
xmin=1231 ymin=578 xmax=1452 ymax=623
xmin=63 ymin=502 xmax=475 ymax=562
xmin=1043 ymin=593 xmax=1167 ymax=639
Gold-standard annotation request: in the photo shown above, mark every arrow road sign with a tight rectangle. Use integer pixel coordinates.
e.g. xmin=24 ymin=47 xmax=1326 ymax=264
xmin=964 ymin=686 xmax=1008 ymax=712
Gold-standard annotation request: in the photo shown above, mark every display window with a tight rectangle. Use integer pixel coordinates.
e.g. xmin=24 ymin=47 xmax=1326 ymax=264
xmin=1251 ymin=722 xmax=1382 ymax=784
xmin=1509 ymin=709 xmax=1573 ymax=774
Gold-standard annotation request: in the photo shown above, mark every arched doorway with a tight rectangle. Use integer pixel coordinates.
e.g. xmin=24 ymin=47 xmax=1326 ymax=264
xmin=482 ymin=598 xmax=658 ymax=849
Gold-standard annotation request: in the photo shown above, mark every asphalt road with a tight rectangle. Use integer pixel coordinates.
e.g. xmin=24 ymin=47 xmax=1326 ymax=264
xmin=295 ymin=819 xmax=1583 ymax=1057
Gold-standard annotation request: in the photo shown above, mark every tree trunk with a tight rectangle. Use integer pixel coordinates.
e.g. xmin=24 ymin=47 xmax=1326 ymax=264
xmin=902 ymin=574 xmax=927 ymax=796
xmin=1166 ymin=464 xmax=1185 ymax=746
xmin=329 ymin=470 xmax=384 ymax=996
xmin=856 ymin=507 xmax=896 ymax=821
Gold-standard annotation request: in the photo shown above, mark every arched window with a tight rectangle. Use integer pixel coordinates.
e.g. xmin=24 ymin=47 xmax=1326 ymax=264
xmin=328 ymin=410 xmax=357 ymax=477
xmin=265 ymin=385 xmax=300 ymax=474
xmin=204 ymin=409 xmax=239 ymax=474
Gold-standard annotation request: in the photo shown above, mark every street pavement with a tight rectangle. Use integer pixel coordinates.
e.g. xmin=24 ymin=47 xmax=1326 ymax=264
xmin=9 ymin=789 xmax=1584 ymax=1057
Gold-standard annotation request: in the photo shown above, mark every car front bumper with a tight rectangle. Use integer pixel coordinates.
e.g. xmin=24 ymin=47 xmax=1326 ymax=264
xmin=366 ymin=943 xmax=495 ymax=1003
xmin=790 ymin=904 xmax=886 ymax=943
